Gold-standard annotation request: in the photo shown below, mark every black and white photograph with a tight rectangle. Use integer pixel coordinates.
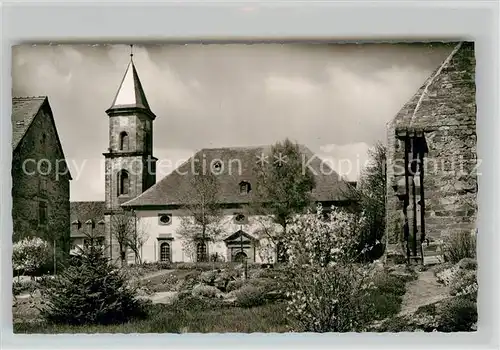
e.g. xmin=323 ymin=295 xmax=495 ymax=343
xmin=11 ymin=42 xmax=477 ymax=333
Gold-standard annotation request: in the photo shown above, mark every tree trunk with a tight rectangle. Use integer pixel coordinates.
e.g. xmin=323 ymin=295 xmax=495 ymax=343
xmin=119 ymin=244 xmax=126 ymax=267
xmin=202 ymin=224 xmax=207 ymax=262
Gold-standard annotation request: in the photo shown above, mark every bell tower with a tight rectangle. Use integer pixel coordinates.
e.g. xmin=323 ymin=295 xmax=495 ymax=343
xmin=104 ymin=46 xmax=157 ymax=213
xmin=103 ymin=46 xmax=157 ymax=263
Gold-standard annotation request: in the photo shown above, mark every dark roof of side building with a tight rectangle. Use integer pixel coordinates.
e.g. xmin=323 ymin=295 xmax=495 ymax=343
xmin=122 ymin=144 xmax=352 ymax=208
xmin=12 ymin=96 xmax=47 ymax=149
xmin=12 ymin=96 xmax=73 ymax=179
xmin=70 ymin=201 xmax=106 ymax=237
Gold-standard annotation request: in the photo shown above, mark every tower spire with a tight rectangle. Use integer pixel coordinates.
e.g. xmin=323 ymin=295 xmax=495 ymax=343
xmin=106 ymin=44 xmax=155 ymax=117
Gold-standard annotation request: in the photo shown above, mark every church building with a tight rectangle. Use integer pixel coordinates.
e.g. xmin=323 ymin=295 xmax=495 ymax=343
xmin=71 ymin=50 xmax=353 ymax=265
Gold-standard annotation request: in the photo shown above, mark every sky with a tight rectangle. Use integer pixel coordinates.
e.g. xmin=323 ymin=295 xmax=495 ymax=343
xmin=12 ymin=43 xmax=453 ymax=201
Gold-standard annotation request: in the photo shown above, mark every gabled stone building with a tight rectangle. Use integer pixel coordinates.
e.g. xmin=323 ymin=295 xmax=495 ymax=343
xmin=12 ymin=96 xmax=72 ymax=257
xmin=385 ymin=42 xmax=477 ymax=264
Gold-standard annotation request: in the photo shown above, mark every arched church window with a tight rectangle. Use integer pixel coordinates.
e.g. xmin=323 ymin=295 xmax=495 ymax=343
xmin=160 ymin=242 xmax=170 ymax=262
xmin=119 ymin=132 xmax=129 ymax=151
xmin=118 ymin=170 xmax=130 ymax=195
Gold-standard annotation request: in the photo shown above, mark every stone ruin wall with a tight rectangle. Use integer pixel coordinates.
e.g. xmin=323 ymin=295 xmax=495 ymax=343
xmin=385 ymin=42 xmax=477 ymax=260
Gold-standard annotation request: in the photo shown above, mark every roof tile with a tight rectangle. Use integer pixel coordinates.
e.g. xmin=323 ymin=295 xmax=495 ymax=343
xmin=11 ymin=96 xmax=47 ymax=149
xmin=122 ymin=144 xmax=351 ymax=208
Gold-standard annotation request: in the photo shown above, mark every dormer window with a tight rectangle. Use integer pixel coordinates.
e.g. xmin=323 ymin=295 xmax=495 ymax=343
xmin=212 ymin=161 xmax=222 ymax=172
xmin=72 ymin=220 xmax=82 ymax=230
xmin=239 ymin=181 xmax=251 ymax=195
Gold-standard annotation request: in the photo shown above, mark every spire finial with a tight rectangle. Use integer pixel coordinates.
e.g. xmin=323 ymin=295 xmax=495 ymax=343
xmin=130 ymin=44 xmax=134 ymax=60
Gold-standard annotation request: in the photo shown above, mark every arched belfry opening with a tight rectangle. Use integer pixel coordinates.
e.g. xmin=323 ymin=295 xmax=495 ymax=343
xmin=118 ymin=170 xmax=130 ymax=196
xmin=119 ymin=131 xmax=129 ymax=151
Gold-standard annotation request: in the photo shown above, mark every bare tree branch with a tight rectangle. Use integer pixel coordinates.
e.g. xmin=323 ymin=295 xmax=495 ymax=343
xmin=174 ymin=162 xmax=224 ymax=262
xmin=110 ymin=212 xmax=135 ymax=266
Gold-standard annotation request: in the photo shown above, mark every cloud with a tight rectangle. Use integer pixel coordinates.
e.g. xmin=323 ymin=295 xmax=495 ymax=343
xmin=265 ymin=75 xmax=320 ymax=96
xmin=153 ymin=147 xmax=194 ymax=181
xmin=317 ymin=142 xmax=371 ymax=181
xmin=12 ymin=43 xmax=453 ymax=200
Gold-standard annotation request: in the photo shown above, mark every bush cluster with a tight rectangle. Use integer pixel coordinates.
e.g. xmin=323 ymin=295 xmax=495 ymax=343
xmin=226 ymin=279 xmax=246 ymax=293
xmin=232 ymin=285 xmax=266 ymax=308
xmin=363 ymin=272 xmax=408 ymax=320
xmin=438 ymin=296 xmax=477 ymax=332
xmin=171 ymin=264 xmax=284 ymax=310
xmin=444 ymin=231 xmax=477 ymax=264
xmin=192 ymin=284 xmax=220 ymax=298
xmin=12 ymin=279 xmax=38 ymax=296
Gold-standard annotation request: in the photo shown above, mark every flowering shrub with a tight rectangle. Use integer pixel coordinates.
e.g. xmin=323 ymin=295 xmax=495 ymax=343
xmin=257 ymin=240 xmax=277 ymax=264
xmin=435 ymin=265 xmax=457 ymax=286
xmin=286 ymin=205 xmax=367 ymax=267
xmin=450 ymin=269 xmax=477 ymax=297
xmin=435 ymin=258 xmax=478 ymax=300
xmin=283 ymin=205 xmax=378 ymax=332
xmin=12 ymin=237 xmax=51 ymax=277
xmin=455 ymin=282 xmax=478 ymax=298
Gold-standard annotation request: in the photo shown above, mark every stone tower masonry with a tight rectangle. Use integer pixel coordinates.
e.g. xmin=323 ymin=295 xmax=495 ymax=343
xmin=103 ymin=50 xmax=157 ymax=263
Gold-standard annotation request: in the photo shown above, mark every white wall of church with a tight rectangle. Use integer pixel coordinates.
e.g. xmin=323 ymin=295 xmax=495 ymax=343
xmin=133 ymin=209 xmax=281 ymax=264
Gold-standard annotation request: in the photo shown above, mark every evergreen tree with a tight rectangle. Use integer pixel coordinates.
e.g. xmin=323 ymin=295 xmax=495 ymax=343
xmin=342 ymin=142 xmax=387 ymax=261
xmin=38 ymin=234 xmax=147 ymax=325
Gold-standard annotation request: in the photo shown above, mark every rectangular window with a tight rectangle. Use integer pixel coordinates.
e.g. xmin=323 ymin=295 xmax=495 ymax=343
xmin=38 ymin=201 xmax=48 ymax=225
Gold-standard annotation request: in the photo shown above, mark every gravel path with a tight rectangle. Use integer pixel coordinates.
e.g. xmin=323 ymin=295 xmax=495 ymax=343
xmin=138 ymin=269 xmax=174 ymax=281
xmin=398 ymin=269 xmax=450 ymax=316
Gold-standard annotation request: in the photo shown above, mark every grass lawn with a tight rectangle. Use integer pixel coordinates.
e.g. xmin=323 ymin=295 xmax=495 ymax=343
xmin=13 ymin=265 xmax=413 ymax=333
xmin=14 ymin=299 xmax=294 ymax=334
